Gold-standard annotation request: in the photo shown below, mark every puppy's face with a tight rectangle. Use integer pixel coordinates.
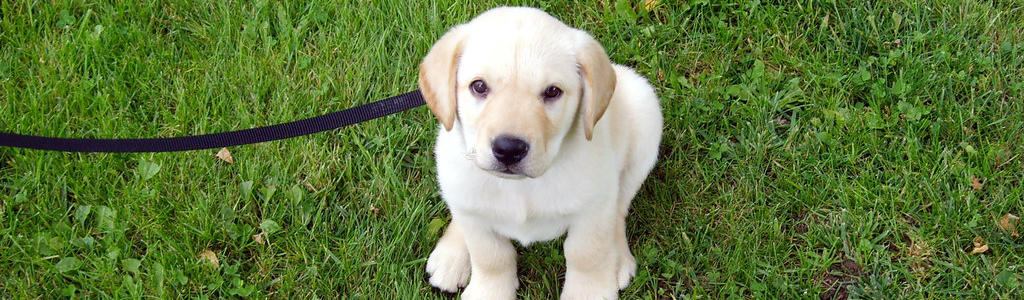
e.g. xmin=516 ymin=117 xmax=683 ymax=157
xmin=451 ymin=23 xmax=582 ymax=179
xmin=419 ymin=7 xmax=615 ymax=179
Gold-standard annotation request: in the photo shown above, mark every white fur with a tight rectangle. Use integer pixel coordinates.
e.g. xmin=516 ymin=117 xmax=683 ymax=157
xmin=422 ymin=7 xmax=663 ymax=299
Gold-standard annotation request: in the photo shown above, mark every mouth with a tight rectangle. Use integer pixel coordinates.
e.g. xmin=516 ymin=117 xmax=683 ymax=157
xmin=488 ymin=166 xmax=530 ymax=179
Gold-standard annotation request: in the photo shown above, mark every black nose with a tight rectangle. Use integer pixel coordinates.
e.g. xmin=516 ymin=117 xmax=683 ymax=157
xmin=492 ymin=136 xmax=529 ymax=166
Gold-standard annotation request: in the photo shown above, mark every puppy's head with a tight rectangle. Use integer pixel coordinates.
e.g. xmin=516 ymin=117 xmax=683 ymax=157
xmin=418 ymin=7 xmax=615 ymax=179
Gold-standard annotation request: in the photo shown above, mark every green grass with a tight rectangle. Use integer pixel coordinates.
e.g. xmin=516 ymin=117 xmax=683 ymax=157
xmin=1 ymin=0 xmax=1023 ymax=298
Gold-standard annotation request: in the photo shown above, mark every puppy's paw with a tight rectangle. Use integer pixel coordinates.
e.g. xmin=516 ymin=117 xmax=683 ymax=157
xmin=425 ymin=242 xmax=470 ymax=292
xmin=461 ymin=276 xmax=517 ymax=300
xmin=616 ymin=253 xmax=637 ymax=290
xmin=560 ymin=283 xmax=618 ymax=300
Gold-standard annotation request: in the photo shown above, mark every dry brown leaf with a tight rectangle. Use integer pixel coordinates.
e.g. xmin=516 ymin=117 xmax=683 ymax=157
xmin=643 ymin=0 xmax=661 ymax=11
xmin=302 ymin=181 xmax=317 ymax=193
xmin=970 ymin=236 xmax=989 ymax=255
xmin=252 ymin=230 xmax=266 ymax=243
xmin=215 ymin=148 xmax=234 ymax=164
xmin=997 ymin=213 xmax=1020 ymax=237
xmin=253 ymin=232 xmax=267 ymax=245
xmin=970 ymin=176 xmax=983 ymax=190
xmin=198 ymin=249 xmax=220 ymax=268
xmin=908 ymin=235 xmax=932 ymax=275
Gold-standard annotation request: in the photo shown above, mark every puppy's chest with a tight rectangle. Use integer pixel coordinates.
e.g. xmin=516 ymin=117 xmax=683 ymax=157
xmin=490 ymin=213 xmax=572 ymax=246
xmin=478 ymin=184 xmax=583 ymax=243
xmin=448 ymin=176 xmax=610 ymax=244
xmin=455 ymin=181 xmax=590 ymax=220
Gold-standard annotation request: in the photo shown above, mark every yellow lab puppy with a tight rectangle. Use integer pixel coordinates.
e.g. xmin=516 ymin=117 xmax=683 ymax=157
xmin=420 ymin=7 xmax=663 ymax=299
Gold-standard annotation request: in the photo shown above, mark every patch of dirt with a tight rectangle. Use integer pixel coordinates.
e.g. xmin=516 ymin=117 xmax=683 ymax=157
xmin=902 ymin=213 xmax=920 ymax=228
xmin=794 ymin=213 xmax=809 ymax=234
xmin=683 ymin=60 xmax=712 ymax=81
xmin=882 ymin=239 xmax=900 ymax=261
xmin=841 ymin=258 xmax=863 ymax=276
xmin=819 ymin=251 xmax=863 ymax=300
xmin=819 ymin=273 xmax=846 ymax=300
xmin=657 ymin=278 xmax=676 ymax=299
xmin=783 ymin=210 xmax=810 ymax=235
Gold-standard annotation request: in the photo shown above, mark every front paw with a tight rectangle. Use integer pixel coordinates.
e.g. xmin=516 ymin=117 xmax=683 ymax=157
xmin=426 ymin=242 xmax=470 ymax=292
xmin=561 ymin=283 xmax=618 ymax=300
xmin=461 ymin=275 xmax=518 ymax=300
xmin=616 ymin=253 xmax=637 ymax=290
xmin=561 ymin=271 xmax=619 ymax=300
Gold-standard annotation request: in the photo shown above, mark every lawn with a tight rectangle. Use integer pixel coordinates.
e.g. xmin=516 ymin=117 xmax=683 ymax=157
xmin=1 ymin=0 xmax=1023 ymax=298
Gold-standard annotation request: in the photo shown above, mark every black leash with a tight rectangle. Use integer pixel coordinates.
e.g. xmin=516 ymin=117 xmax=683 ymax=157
xmin=0 ymin=90 xmax=425 ymax=153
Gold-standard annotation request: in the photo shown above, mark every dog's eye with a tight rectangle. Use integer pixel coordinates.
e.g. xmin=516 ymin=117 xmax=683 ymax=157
xmin=470 ymin=80 xmax=489 ymax=96
xmin=542 ymin=86 xmax=562 ymax=101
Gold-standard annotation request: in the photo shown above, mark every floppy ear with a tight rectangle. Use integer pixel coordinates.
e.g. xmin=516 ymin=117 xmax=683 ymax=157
xmin=576 ymin=31 xmax=616 ymax=140
xmin=418 ymin=25 xmax=467 ymax=131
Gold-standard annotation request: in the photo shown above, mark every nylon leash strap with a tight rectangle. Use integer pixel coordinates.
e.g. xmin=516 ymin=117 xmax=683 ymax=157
xmin=0 ymin=90 xmax=425 ymax=153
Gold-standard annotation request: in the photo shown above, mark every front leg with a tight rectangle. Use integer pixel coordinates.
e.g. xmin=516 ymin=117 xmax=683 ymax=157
xmin=562 ymin=206 xmax=620 ymax=300
xmin=426 ymin=219 xmax=471 ymax=292
xmin=460 ymin=217 xmax=519 ymax=300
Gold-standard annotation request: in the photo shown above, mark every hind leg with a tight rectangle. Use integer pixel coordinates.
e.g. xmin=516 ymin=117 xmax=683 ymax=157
xmin=613 ymin=157 xmax=657 ymax=290
xmin=615 ymin=213 xmax=637 ymax=290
